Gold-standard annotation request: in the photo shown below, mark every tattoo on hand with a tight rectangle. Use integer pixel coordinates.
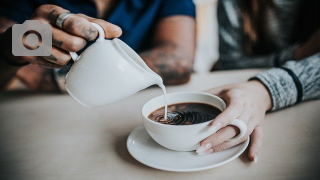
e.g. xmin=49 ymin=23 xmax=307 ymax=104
xmin=82 ymin=27 xmax=97 ymax=40
xmin=48 ymin=10 xmax=57 ymax=21
xmin=46 ymin=54 xmax=58 ymax=61
xmin=52 ymin=36 xmax=63 ymax=47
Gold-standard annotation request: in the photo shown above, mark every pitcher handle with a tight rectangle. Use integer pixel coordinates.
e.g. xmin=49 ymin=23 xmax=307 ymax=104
xmin=69 ymin=22 xmax=105 ymax=61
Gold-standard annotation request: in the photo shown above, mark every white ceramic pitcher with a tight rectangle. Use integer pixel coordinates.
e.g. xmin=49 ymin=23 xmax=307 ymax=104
xmin=65 ymin=23 xmax=163 ymax=108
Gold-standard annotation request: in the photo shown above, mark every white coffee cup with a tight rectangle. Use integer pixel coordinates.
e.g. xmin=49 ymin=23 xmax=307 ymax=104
xmin=65 ymin=23 xmax=163 ymax=108
xmin=142 ymin=91 xmax=247 ymax=151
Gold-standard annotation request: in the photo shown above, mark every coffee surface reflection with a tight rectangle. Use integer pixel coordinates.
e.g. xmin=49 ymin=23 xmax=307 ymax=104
xmin=148 ymin=103 xmax=221 ymax=125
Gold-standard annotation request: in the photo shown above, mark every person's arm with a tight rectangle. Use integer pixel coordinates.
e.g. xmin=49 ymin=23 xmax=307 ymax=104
xmin=139 ymin=15 xmax=196 ymax=85
xmin=214 ymin=0 xmax=300 ymax=70
xmin=253 ymin=53 xmax=320 ymax=111
xmin=196 ymin=53 xmax=320 ymax=161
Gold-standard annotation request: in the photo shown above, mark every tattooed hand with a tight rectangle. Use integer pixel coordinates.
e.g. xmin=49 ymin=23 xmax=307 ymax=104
xmin=1 ymin=5 xmax=122 ymax=69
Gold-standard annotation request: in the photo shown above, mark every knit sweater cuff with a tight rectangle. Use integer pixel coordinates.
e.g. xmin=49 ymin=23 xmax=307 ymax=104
xmin=253 ymin=68 xmax=298 ymax=111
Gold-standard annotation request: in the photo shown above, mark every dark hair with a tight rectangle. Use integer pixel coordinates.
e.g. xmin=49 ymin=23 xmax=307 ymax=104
xmin=295 ymin=0 xmax=320 ymax=42
xmin=239 ymin=0 xmax=320 ymax=55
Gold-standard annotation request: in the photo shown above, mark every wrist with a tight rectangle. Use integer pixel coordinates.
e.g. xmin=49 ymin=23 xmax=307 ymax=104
xmin=248 ymin=80 xmax=273 ymax=111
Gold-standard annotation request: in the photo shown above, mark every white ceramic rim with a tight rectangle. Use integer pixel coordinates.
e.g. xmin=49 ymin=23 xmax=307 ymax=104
xmin=142 ymin=91 xmax=226 ymax=128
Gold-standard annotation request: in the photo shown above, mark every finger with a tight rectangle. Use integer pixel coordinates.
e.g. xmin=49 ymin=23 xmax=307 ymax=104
xmin=30 ymin=5 xmax=68 ymax=24
xmin=63 ymin=15 xmax=99 ymax=41
xmin=52 ymin=27 xmax=87 ymax=52
xmin=31 ymin=5 xmax=99 ymax=41
xmin=210 ymin=118 xmax=255 ymax=152
xmin=210 ymin=89 xmax=244 ymax=128
xmin=196 ymin=126 xmax=238 ymax=154
xmin=29 ymin=57 xmax=64 ymax=69
xmin=197 ymin=148 xmax=214 ymax=156
xmin=248 ymin=126 xmax=263 ymax=163
xmin=41 ymin=46 xmax=71 ymax=66
xmin=77 ymin=14 xmax=122 ymax=38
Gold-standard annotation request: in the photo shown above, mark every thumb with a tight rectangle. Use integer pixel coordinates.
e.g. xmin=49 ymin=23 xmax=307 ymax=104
xmin=203 ymin=86 xmax=224 ymax=96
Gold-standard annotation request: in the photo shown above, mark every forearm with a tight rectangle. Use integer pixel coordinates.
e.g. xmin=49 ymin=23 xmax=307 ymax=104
xmin=252 ymin=53 xmax=320 ymax=111
xmin=139 ymin=42 xmax=194 ymax=85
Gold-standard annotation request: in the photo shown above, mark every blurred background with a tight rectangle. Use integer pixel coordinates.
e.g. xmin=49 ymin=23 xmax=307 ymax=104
xmin=6 ymin=0 xmax=220 ymax=90
xmin=194 ymin=0 xmax=219 ymax=73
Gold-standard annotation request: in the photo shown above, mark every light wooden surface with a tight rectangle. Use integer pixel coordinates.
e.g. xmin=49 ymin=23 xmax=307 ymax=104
xmin=1 ymin=69 xmax=320 ymax=180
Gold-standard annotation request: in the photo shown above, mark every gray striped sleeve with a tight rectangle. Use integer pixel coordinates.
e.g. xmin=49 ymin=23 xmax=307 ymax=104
xmin=253 ymin=53 xmax=320 ymax=111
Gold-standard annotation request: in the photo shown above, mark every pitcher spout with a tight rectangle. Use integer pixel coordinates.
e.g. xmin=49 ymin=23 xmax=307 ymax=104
xmin=113 ymin=38 xmax=164 ymax=86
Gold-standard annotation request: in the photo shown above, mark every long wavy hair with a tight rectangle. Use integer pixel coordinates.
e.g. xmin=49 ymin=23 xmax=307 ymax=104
xmin=239 ymin=0 xmax=320 ymax=55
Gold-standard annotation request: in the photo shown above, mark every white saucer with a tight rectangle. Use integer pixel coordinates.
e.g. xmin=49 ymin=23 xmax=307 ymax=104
xmin=127 ymin=124 xmax=249 ymax=172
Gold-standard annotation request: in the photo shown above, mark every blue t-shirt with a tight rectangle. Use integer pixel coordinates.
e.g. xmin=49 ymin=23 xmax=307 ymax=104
xmin=0 ymin=0 xmax=195 ymax=52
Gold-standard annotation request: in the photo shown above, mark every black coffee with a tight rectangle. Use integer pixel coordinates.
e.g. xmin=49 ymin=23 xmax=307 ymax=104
xmin=148 ymin=103 xmax=221 ymax=125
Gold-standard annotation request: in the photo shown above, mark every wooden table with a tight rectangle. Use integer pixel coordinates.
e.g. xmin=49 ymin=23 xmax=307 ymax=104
xmin=1 ymin=69 xmax=319 ymax=180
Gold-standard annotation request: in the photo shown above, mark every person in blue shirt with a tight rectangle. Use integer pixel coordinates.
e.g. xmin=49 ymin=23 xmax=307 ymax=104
xmin=0 ymin=0 xmax=196 ymax=91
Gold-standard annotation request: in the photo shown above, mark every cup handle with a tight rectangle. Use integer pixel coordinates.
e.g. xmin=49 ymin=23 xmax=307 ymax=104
xmin=227 ymin=119 xmax=247 ymax=141
xmin=69 ymin=22 xmax=105 ymax=61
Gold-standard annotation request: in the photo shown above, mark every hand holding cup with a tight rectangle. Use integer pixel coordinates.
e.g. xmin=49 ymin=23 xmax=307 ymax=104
xmin=198 ymin=80 xmax=272 ymax=162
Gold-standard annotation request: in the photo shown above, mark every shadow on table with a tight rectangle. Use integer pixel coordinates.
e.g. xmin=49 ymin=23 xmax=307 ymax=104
xmin=113 ymin=131 xmax=151 ymax=170
xmin=239 ymin=147 xmax=252 ymax=165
